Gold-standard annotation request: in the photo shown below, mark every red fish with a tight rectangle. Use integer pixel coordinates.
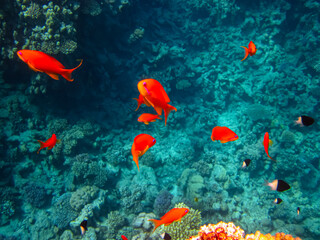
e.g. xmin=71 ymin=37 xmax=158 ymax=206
xmin=148 ymin=208 xmax=189 ymax=232
xmin=131 ymin=134 xmax=156 ymax=171
xmin=133 ymin=94 xmax=151 ymax=111
xmin=241 ymin=41 xmax=257 ymax=61
xmin=37 ymin=133 xmax=60 ymax=154
xmin=263 ymin=132 xmax=276 ymax=161
xmin=211 ymin=126 xmax=238 ymax=143
xmin=138 ymin=113 xmax=161 ymax=125
xmin=121 ymin=235 xmax=128 ymax=240
xmin=17 ymin=50 xmax=82 ymax=82
xmin=137 ymin=79 xmax=177 ymax=126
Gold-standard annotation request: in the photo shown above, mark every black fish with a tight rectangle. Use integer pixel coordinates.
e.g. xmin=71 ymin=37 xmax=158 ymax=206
xmin=277 ymin=180 xmax=291 ymax=192
xmin=80 ymin=219 xmax=88 ymax=235
xmin=296 ymin=115 xmax=314 ymax=126
xmin=242 ymin=159 xmax=251 ymax=168
xmin=161 ymin=232 xmax=172 ymax=240
xmin=274 ymin=198 xmax=283 ymax=204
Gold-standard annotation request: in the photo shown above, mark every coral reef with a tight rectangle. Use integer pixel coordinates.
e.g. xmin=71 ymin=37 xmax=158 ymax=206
xmin=159 ymin=203 xmax=202 ymax=240
xmin=189 ymin=222 xmax=301 ymax=240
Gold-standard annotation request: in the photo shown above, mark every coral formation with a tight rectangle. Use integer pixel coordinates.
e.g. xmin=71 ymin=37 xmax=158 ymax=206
xmin=159 ymin=203 xmax=202 ymax=240
xmin=189 ymin=222 xmax=301 ymax=240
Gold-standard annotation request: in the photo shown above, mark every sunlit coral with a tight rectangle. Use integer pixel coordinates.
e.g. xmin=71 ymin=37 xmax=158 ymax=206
xmin=189 ymin=222 xmax=302 ymax=240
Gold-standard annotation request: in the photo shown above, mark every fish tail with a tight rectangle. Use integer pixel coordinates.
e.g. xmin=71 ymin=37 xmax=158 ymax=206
xmin=241 ymin=46 xmax=249 ymax=61
xmin=133 ymin=98 xmax=141 ymax=111
xmin=37 ymin=140 xmax=45 ymax=154
xmin=133 ymin=153 xmax=140 ymax=171
xmin=148 ymin=219 xmax=161 ymax=232
xmin=61 ymin=59 xmax=83 ymax=82
xmin=164 ymin=104 xmax=177 ymax=126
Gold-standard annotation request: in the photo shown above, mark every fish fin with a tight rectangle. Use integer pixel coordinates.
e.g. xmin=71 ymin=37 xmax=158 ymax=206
xmin=269 ymin=139 xmax=273 ymax=146
xmin=56 ymin=139 xmax=61 ymax=144
xmin=220 ymin=140 xmax=228 ymax=143
xmin=46 ymin=72 xmax=59 ymax=80
xmin=164 ymin=104 xmax=177 ymax=126
xmin=148 ymin=219 xmax=161 ymax=232
xmin=133 ymin=98 xmax=141 ymax=111
xmin=211 ymin=135 xmax=215 ymax=141
xmin=27 ymin=62 xmax=41 ymax=72
xmin=241 ymin=46 xmax=249 ymax=61
xmin=141 ymin=146 xmax=149 ymax=156
xmin=48 ymin=146 xmax=54 ymax=150
xmin=154 ymin=106 xmax=163 ymax=115
xmin=144 ymin=122 xmax=149 ymax=125
xmin=37 ymin=140 xmax=45 ymax=154
xmin=60 ymin=59 xmax=83 ymax=82
xmin=164 ymin=222 xmax=171 ymax=226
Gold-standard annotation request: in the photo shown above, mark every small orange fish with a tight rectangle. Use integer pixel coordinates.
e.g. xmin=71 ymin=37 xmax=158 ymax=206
xmin=138 ymin=113 xmax=161 ymax=125
xmin=241 ymin=41 xmax=257 ymax=61
xmin=211 ymin=126 xmax=238 ymax=143
xmin=131 ymin=134 xmax=156 ymax=171
xmin=17 ymin=50 xmax=82 ymax=81
xmin=37 ymin=133 xmax=60 ymax=154
xmin=133 ymin=94 xmax=151 ymax=111
xmin=297 ymin=207 xmax=300 ymax=216
xmin=137 ymin=79 xmax=177 ymax=126
xmin=263 ymin=132 xmax=276 ymax=161
xmin=121 ymin=235 xmax=128 ymax=240
xmin=148 ymin=208 xmax=189 ymax=232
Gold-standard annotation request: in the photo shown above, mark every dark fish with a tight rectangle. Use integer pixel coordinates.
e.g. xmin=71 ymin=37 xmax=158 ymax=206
xmin=242 ymin=159 xmax=251 ymax=168
xmin=161 ymin=232 xmax=172 ymax=240
xmin=273 ymin=198 xmax=283 ymax=204
xmin=80 ymin=219 xmax=88 ymax=235
xmin=297 ymin=207 xmax=300 ymax=215
xmin=265 ymin=179 xmax=291 ymax=192
xmin=296 ymin=116 xmax=314 ymax=126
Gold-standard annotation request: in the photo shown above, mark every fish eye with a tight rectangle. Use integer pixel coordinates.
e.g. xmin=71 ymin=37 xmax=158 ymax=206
xmin=185 ymin=209 xmax=189 ymax=213
xmin=143 ymin=82 xmax=146 ymax=86
xmin=152 ymin=139 xmax=155 ymax=143
xmin=18 ymin=51 xmax=22 ymax=55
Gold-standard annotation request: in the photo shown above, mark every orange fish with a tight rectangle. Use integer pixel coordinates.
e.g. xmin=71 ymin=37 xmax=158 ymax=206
xmin=138 ymin=113 xmax=161 ymax=125
xmin=241 ymin=41 xmax=257 ymax=61
xmin=37 ymin=133 xmax=60 ymax=154
xmin=17 ymin=50 xmax=82 ymax=82
xmin=211 ymin=126 xmax=238 ymax=143
xmin=131 ymin=134 xmax=156 ymax=171
xmin=263 ymin=132 xmax=276 ymax=161
xmin=137 ymin=79 xmax=177 ymax=126
xmin=121 ymin=236 xmax=128 ymax=240
xmin=148 ymin=208 xmax=189 ymax=232
xmin=133 ymin=94 xmax=151 ymax=111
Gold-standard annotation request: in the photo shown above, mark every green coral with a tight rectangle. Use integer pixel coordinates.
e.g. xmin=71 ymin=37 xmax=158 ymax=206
xmin=159 ymin=203 xmax=202 ymax=240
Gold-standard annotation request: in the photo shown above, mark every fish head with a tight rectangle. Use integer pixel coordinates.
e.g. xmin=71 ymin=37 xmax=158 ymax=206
xmin=17 ymin=50 xmax=26 ymax=62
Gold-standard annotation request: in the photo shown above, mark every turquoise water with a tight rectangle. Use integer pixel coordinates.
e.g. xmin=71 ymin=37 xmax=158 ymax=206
xmin=0 ymin=0 xmax=319 ymax=239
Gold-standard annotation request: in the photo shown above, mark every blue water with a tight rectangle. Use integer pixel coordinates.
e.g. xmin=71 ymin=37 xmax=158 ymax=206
xmin=0 ymin=0 xmax=319 ymax=239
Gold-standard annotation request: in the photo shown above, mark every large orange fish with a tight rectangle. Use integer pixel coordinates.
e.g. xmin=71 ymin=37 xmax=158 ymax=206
xmin=37 ymin=133 xmax=60 ymax=154
xmin=211 ymin=126 xmax=238 ymax=143
xmin=131 ymin=134 xmax=156 ymax=171
xmin=241 ymin=41 xmax=257 ymax=61
xmin=138 ymin=113 xmax=161 ymax=125
xmin=133 ymin=94 xmax=151 ymax=111
xmin=148 ymin=208 xmax=189 ymax=232
xmin=263 ymin=132 xmax=276 ymax=161
xmin=17 ymin=50 xmax=82 ymax=81
xmin=137 ymin=79 xmax=177 ymax=126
